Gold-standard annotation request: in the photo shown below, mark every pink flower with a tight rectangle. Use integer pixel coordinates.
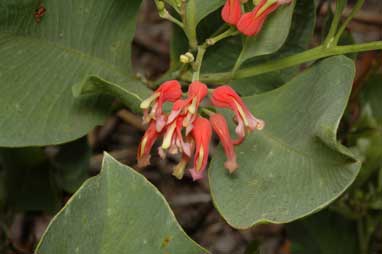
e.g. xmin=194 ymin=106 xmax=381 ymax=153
xmin=137 ymin=121 xmax=162 ymax=167
xmin=211 ymin=85 xmax=264 ymax=144
xmin=221 ymin=0 xmax=242 ymax=25
xmin=237 ymin=0 xmax=291 ymax=36
xmin=140 ymin=80 xmax=182 ymax=131
xmin=189 ymin=117 xmax=212 ymax=181
xmin=210 ymin=114 xmax=238 ymax=173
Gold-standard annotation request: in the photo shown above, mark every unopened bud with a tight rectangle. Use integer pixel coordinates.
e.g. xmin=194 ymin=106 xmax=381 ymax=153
xmin=179 ymin=52 xmax=195 ymax=63
xmin=156 ymin=1 xmax=165 ymax=11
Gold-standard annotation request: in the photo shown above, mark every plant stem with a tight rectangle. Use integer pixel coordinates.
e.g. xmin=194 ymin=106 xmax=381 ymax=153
xmin=154 ymin=0 xmax=184 ymax=28
xmin=333 ymin=0 xmax=365 ymax=45
xmin=192 ymin=46 xmax=207 ymax=81
xmin=182 ymin=0 xmax=198 ymax=49
xmin=182 ymin=41 xmax=382 ymax=83
xmin=206 ymin=27 xmax=239 ymax=46
xmin=324 ymin=0 xmax=347 ymax=47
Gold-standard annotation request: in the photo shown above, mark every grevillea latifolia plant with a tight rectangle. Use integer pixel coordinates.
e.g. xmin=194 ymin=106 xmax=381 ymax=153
xmin=1 ymin=0 xmax=382 ymax=253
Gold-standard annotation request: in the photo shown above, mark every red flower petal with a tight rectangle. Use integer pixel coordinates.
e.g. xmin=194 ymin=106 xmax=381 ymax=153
xmin=221 ymin=0 xmax=242 ymax=25
xmin=210 ymin=114 xmax=238 ymax=173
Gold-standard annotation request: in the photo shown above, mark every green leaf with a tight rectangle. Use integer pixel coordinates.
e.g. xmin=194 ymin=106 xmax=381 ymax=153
xmin=233 ymin=0 xmax=316 ymax=95
xmin=201 ymin=0 xmax=315 ymax=95
xmin=286 ymin=210 xmax=358 ymax=254
xmin=51 ymin=137 xmax=90 ymax=193
xmin=180 ymin=0 xmax=225 ymax=27
xmin=209 ymin=56 xmax=361 ymax=229
xmin=36 ymin=153 xmax=209 ymax=254
xmin=238 ymin=1 xmax=296 ymax=63
xmin=73 ymin=76 xmax=150 ymax=113
xmin=0 ymin=0 xmax=151 ymax=147
xmin=0 ymin=148 xmax=60 ymax=212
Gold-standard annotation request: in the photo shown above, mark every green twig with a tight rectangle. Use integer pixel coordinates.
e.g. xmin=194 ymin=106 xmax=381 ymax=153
xmin=206 ymin=27 xmax=239 ymax=46
xmin=192 ymin=46 xmax=207 ymax=81
xmin=333 ymin=0 xmax=365 ymax=44
xmin=182 ymin=0 xmax=198 ymax=49
xmin=181 ymin=41 xmax=382 ymax=83
xmin=324 ymin=0 xmax=347 ymax=47
xmin=154 ymin=0 xmax=184 ymax=28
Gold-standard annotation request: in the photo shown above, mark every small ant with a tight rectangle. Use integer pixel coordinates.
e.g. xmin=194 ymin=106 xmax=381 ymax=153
xmin=34 ymin=3 xmax=46 ymax=24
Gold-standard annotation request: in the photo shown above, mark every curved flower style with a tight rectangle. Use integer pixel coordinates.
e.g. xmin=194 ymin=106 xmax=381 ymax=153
xmin=237 ymin=0 xmax=292 ymax=36
xmin=210 ymin=114 xmax=238 ymax=173
xmin=140 ymin=80 xmax=182 ymax=131
xmin=189 ymin=117 xmax=212 ymax=181
xmin=221 ymin=0 xmax=242 ymax=25
xmin=211 ymin=85 xmax=264 ymax=144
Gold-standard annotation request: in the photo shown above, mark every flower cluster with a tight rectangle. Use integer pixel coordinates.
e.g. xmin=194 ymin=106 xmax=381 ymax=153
xmin=138 ymin=80 xmax=264 ymax=181
xmin=222 ymin=0 xmax=292 ymax=36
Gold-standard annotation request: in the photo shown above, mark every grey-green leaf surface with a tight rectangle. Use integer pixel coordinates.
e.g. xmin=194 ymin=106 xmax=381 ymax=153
xmin=0 ymin=0 xmax=151 ymax=147
xmin=36 ymin=153 xmax=208 ymax=254
xmin=209 ymin=56 xmax=361 ymax=229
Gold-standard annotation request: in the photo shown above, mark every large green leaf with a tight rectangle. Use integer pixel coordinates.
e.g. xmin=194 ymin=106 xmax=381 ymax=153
xmin=36 ymin=153 xmax=208 ymax=254
xmin=209 ymin=56 xmax=361 ymax=229
xmin=0 ymin=0 xmax=151 ymax=147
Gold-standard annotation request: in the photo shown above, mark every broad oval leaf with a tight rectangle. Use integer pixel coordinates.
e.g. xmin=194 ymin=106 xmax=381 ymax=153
xmin=0 ymin=0 xmax=151 ymax=147
xmin=36 ymin=153 xmax=208 ymax=254
xmin=209 ymin=56 xmax=361 ymax=229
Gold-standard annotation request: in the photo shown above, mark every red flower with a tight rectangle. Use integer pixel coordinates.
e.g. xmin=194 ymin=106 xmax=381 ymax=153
xmin=237 ymin=0 xmax=291 ymax=36
xmin=221 ymin=0 xmax=242 ymax=25
xmin=168 ymin=81 xmax=208 ymax=134
xmin=211 ymin=85 xmax=264 ymax=144
xmin=137 ymin=121 xmax=162 ymax=167
xmin=161 ymin=102 xmax=193 ymax=158
xmin=210 ymin=114 xmax=238 ymax=173
xmin=140 ymin=80 xmax=182 ymax=131
xmin=189 ymin=117 xmax=212 ymax=181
